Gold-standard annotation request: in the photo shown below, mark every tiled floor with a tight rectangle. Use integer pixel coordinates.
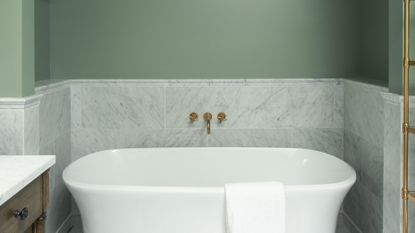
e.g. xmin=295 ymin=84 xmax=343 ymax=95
xmin=68 ymin=213 xmax=358 ymax=233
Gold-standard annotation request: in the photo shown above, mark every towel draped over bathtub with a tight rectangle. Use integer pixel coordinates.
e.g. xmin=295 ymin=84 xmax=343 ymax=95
xmin=225 ymin=182 xmax=286 ymax=233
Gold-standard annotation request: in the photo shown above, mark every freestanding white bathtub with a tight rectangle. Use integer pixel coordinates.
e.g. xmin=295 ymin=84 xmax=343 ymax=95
xmin=63 ymin=148 xmax=356 ymax=233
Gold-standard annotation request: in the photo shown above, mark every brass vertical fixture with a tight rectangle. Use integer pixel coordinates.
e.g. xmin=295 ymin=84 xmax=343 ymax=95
xmin=203 ymin=112 xmax=212 ymax=134
xmin=403 ymin=0 xmax=414 ymax=232
xmin=217 ymin=112 xmax=227 ymax=123
xmin=189 ymin=112 xmax=199 ymax=122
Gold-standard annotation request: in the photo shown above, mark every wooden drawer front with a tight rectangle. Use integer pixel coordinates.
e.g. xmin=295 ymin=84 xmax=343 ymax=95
xmin=0 ymin=177 xmax=43 ymax=233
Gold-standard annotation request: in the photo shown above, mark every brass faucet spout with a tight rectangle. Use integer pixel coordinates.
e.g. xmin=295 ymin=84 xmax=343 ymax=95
xmin=206 ymin=119 xmax=211 ymax=134
xmin=203 ymin=112 xmax=213 ymax=134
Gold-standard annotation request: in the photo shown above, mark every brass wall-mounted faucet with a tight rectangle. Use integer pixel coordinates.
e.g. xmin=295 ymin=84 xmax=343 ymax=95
xmin=188 ymin=112 xmax=226 ymax=134
xmin=203 ymin=112 xmax=212 ymax=134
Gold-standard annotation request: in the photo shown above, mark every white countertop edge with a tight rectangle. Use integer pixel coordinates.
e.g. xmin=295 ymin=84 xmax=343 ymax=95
xmin=0 ymin=155 xmax=56 ymax=206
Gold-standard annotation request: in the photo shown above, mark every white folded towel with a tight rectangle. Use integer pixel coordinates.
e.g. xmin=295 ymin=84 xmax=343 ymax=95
xmin=225 ymin=182 xmax=286 ymax=233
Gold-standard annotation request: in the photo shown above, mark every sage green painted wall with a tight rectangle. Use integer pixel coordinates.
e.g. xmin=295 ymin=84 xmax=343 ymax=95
xmin=388 ymin=0 xmax=403 ymax=94
xmin=0 ymin=0 xmax=35 ymax=97
xmin=35 ymin=0 xmax=50 ymax=81
xmin=360 ymin=0 xmax=388 ymax=84
xmin=22 ymin=0 xmax=35 ymax=95
xmin=50 ymin=0 xmax=360 ymax=79
xmin=387 ymin=0 xmax=415 ymax=94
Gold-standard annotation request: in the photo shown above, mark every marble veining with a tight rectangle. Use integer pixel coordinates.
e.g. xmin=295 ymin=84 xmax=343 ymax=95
xmin=166 ymin=82 xmax=342 ymax=129
xmin=0 ymin=156 xmax=55 ymax=205
xmin=291 ymin=128 xmax=344 ymax=159
xmin=0 ymin=109 xmax=24 ymax=155
xmin=343 ymin=80 xmax=386 ymax=233
xmin=344 ymin=80 xmax=386 ymax=146
xmin=24 ymin=105 xmax=40 ymax=154
xmin=76 ymin=85 xmax=164 ymax=129
xmin=38 ymin=86 xmax=71 ymax=145
xmin=207 ymin=129 xmax=291 ymax=148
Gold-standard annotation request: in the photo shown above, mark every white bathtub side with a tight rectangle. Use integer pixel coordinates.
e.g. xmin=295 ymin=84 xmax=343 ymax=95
xmin=63 ymin=148 xmax=356 ymax=233
xmin=67 ymin=182 xmax=353 ymax=233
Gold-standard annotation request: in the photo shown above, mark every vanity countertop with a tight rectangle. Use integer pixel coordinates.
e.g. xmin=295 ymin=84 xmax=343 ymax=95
xmin=0 ymin=156 xmax=55 ymax=206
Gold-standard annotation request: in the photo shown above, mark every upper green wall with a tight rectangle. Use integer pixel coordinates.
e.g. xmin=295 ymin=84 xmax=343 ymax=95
xmin=35 ymin=0 xmax=50 ymax=81
xmin=360 ymin=0 xmax=388 ymax=84
xmin=50 ymin=0 xmax=360 ymax=79
xmin=0 ymin=0 xmax=35 ymax=97
xmin=388 ymin=0 xmax=415 ymax=94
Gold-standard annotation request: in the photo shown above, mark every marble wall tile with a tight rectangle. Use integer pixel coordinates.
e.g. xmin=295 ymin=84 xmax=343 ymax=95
xmin=333 ymin=82 xmax=345 ymax=129
xmin=345 ymin=131 xmax=383 ymax=195
xmin=47 ymin=175 xmax=71 ymax=233
xmin=337 ymin=214 xmax=362 ymax=233
xmin=382 ymin=99 xmax=401 ymax=233
xmin=71 ymin=128 xmax=119 ymax=161
xmin=71 ymin=85 xmax=82 ymax=129
xmin=207 ymin=129 xmax=291 ymax=147
xmin=344 ymin=80 xmax=386 ymax=147
xmin=40 ymin=131 xmax=71 ymax=233
xmin=407 ymin=106 xmax=415 ymax=233
xmin=119 ymin=128 xmax=208 ymax=148
xmin=76 ymin=85 xmax=165 ymax=129
xmin=72 ymin=128 xmax=209 ymax=160
xmin=35 ymin=84 xmax=72 ymax=233
xmin=343 ymin=180 xmax=383 ymax=233
xmin=24 ymin=105 xmax=40 ymax=154
xmin=343 ymin=80 xmax=386 ymax=233
xmin=166 ymin=82 xmax=343 ymax=129
xmin=166 ymin=85 xmax=289 ymax=129
xmin=343 ymin=131 xmax=383 ymax=233
xmin=0 ymin=109 xmax=24 ymax=155
xmin=39 ymin=87 xmax=71 ymax=145
xmin=291 ymin=128 xmax=344 ymax=159
xmin=286 ymin=83 xmax=341 ymax=128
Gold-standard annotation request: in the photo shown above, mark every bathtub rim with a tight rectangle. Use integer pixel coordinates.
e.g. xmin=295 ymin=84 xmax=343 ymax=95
xmin=63 ymin=147 xmax=357 ymax=193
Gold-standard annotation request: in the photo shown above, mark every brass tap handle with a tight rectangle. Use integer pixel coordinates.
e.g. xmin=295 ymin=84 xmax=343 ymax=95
xmin=189 ymin=112 xmax=198 ymax=122
xmin=203 ymin=112 xmax=212 ymax=120
xmin=217 ymin=112 xmax=226 ymax=123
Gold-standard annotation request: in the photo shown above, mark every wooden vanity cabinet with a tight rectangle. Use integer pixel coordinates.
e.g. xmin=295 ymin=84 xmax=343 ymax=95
xmin=0 ymin=171 xmax=49 ymax=233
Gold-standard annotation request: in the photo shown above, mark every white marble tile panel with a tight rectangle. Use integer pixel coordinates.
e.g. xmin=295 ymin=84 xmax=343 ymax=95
xmin=119 ymin=128 xmax=208 ymax=148
xmin=207 ymin=129 xmax=291 ymax=147
xmin=72 ymin=128 xmax=208 ymax=160
xmin=166 ymin=82 xmax=341 ymax=129
xmin=0 ymin=109 xmax=24 ymax=155
xmin=24 ymin=105 xmax=40 ymax=154
xmin=286 ymin=83 xmax=340 ymax=128
xmin=78 ymin=85 xmax=165 ymax=129
xmin=344 ymin=80 xmax=385 ymax=147
xmin=333 ymin=81 xmax=344 ymax=128
xmin=39 ymin=130 xmax=71 ymax=233
xmin=47 ymin=174 xmax=72 ymax=233
xmin=71 ymin=128 xmax=119 ymax=161
xmin=39 ymin=87 xmax=71 ymax=145
xmin=71 ymin=85 xmax=82 ymax=129
xmin=291 ymin=128 xmax=344 ymax=158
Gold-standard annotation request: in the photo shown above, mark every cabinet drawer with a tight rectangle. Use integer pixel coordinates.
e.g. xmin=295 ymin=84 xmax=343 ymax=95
xmin=0 ymin=177 xmax=43 ymax=233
